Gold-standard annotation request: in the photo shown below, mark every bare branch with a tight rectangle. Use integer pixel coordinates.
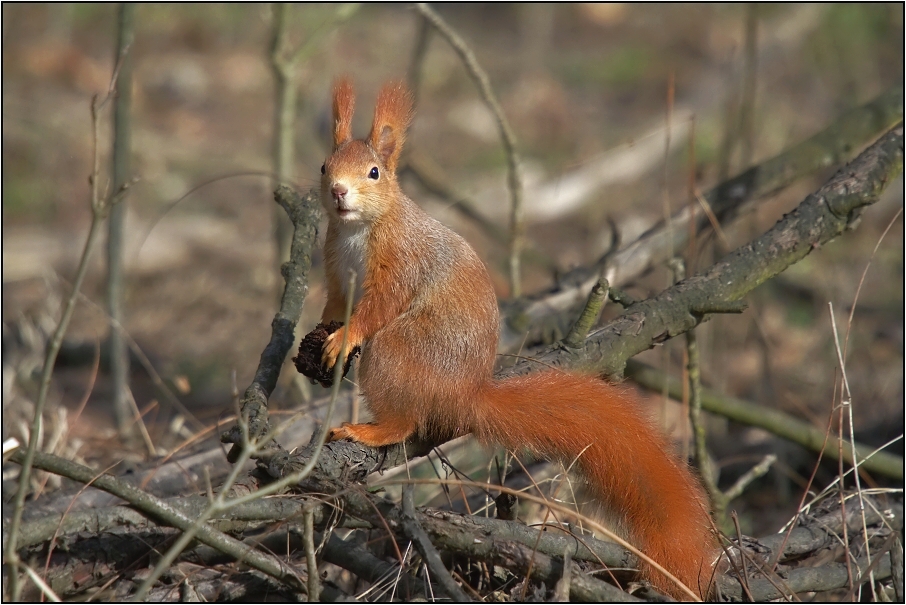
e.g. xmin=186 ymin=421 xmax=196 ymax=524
xmin=626 ymin=359 xmax=904 ymax=480
xmin=415 ymin=3 xmax=525 ymax=297
xmin=221 ymin=187 xmax=321 ymax=462
xmin=401 ymin=486 xmax=472 ymax=601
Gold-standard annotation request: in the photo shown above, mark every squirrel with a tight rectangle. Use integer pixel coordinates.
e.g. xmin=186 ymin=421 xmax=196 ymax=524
xmin=315 ymin=77 xmax=717 ymax=600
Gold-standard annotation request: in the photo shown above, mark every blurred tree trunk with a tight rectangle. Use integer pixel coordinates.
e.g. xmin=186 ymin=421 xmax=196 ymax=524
xmin=518 ymin=4 xmax=555 ymax=74
xmin=270 ymin=3 xmax=359 ymax=276
xmin=270 ymin=2 xmax=297 ymax=272
xmin=108 ymin=2 xmax=134 ymax=438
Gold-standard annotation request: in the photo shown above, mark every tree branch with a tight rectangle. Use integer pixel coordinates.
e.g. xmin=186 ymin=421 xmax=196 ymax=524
xmin=625 ymin=359 xmax=903 ymax=480
xmin=221 ymin=186 xmax=321 ymax=462
xmin=504 ymin=124 xmax=903 ymax=380
xmin=415 ymin=2 xmax=525 ymax=297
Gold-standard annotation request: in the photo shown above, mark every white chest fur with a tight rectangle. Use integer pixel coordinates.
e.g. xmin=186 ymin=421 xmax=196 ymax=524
xmin=329 ymin=223 xmax=369 ymax=304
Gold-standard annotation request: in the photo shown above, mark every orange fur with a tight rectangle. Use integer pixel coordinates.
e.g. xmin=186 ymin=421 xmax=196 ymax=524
xmin=332 ymin=77 xmax=355 ymax=149
xmin=368 ymin=80 xmax=413 ymax=172
xmin=317 ymin=79 xmax=717 ymax=600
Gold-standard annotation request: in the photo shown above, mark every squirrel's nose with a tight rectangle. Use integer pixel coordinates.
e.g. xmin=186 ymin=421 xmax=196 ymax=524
xmin=331 ymin=184 xmax=348 ymax=201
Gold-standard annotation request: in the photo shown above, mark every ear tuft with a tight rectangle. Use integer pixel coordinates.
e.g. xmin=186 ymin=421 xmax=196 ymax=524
xmin=368 ymin=80 xmax=414 ymax=173
xmin=332 ymin=77 xmax=355 ymax=149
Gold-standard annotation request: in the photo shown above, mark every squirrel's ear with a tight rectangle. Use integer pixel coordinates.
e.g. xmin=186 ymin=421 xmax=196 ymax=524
xmin=332 ymin=77 xmax=355 ymax=149
xmin=368 ymin=81 xmax=413 ymax=173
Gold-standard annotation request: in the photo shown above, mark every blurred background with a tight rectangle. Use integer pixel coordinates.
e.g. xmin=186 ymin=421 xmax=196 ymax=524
xmin=2 ymin=4 xmax=902 ymax=535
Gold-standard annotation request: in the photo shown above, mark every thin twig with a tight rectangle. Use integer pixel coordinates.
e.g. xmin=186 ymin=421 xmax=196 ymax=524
xmin=738 ymin=4 xmax=759 ymax=169
xmin=729 ymin=512 xmax=752 ymax=599
xmin=402 ymin=485 xmax=471 ymax=601
xmin=686 ymin=116 xmax=698 ymax=272
xmin=552 ymin=546 xmax=572 ymax=602
xmin=125 ymin=389 xmax=156 ymax=456
xmin=892 ymin=535 xmax=904 ymax=601
xmin=270 ymin=1 xmax=298 ymax=266
xmin=406 ymin=12 xmax=431 ymax=108
xmin=686 ymin=294 xmax=722 ymax=509
xmin=19 ymin=562 xmax=60 ymax=603
xmin=562 ymin=278 xmax=609 ymax=349
xmin=304 ymin=508 xmax=319 ymax=602
xmin=415 ymin=2 xmax=524 ymax=297
xmin=829 ymin=302 xmax=870 ymax=597
xmin=722 ymin=454 xmax=777 ymax=503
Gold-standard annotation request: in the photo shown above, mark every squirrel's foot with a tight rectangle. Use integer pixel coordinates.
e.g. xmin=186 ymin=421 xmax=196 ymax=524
xmin=326 ymin=422 xmax=415 ymax=447
xmin=326 ymin=423 xmax=357 ymax=442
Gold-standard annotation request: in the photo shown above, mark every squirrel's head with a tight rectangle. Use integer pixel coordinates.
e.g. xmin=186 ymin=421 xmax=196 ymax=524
xmin=321 ymin=77 xmax=414 ymax=224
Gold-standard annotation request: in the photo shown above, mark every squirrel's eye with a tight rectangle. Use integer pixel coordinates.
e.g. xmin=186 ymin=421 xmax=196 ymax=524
xmin=368 ymin=167 xmax=379 ymax=180
xmin=320 ymin=164 xmax=326 ymax=175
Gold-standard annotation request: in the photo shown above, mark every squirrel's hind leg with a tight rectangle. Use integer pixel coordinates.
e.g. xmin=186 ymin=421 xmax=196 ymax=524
xmin=327 ymin=419 xmax=416 ymax=447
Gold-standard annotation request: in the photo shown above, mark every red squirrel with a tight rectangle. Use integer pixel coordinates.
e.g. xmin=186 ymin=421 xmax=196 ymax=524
xmin=317 ymin=78 xmax=717 ymax=600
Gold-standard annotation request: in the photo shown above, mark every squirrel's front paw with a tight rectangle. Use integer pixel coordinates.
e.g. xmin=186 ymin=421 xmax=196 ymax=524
xmin=321 ymin=328 xmax=347 ymax=370
xmin=322 ymin=325 xmax=362 ymax=372
xmin=294 ymin=322 xmax=359 ymax=387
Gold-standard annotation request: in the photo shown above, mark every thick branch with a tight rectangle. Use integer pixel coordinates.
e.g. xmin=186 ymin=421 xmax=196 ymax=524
xmin=13 ymin=493 xmax=327 ymax=551
xmin=723 ymin=554 xmax=892 ymax=601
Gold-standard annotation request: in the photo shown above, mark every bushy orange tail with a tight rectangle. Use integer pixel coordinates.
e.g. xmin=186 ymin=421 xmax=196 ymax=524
xmin=475 ymin=371 xmax=716 ymax=599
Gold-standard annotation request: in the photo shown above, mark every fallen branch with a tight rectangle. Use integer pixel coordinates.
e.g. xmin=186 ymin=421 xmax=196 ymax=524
xmin=625 ymin=359 xmax=903 ymax=480
xmin=6 ymin=449 xmax=309 ymax=597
